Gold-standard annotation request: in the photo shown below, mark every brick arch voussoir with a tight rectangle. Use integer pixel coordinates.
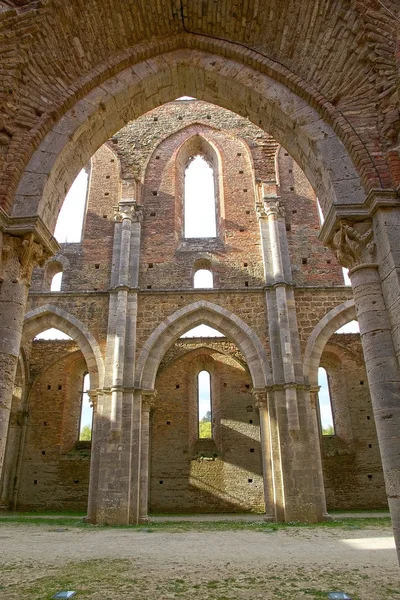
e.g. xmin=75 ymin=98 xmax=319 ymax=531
xmin=142 ymin=121 xmax=255 ymax=184
xmin=159 ymin=344 xmax=249 ymax=378
xmin=12 ymin=44 xmax=369 ymax=234
xmin=136 ymin=301 xmax=270 ymax=391
xmin=22 ymin=305 xmax=104 ymax=388
xmin=303 ymin=299 xmax=357 ymax=388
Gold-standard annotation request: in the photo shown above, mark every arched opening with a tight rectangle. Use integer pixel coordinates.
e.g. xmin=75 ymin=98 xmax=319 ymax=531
xmin=79 ymin=373 xmax=92 ymax=442
xmin=194 ymin=269 xmax=213 ymax=289
xmin=304 ymin=302 xmax=387 ymax=511
xmin=1 ymin=307 xmax=105 ymax=513
xmin=34 ymin=328 xmax=71 ymax=340
xmin=317 ymin=367 xmax=335 ymax=436
xmin=11 ymin=49 xmax=367 ymax=237
xmin=198 ymin=370 xmax=212 ymax=439
xmin=137 ymin=302 xmax=272 ymax=515
xmin=54 ymin=168 xmax=90 ymax=243
xmin=50 ymin=271 xmax=63 ymax=292
xmin=184 ymin=156 xmax=216 ymax=238
xmin=11 ymin=328 xmax=91 ymax=511
xmin=181 ymin=325 xmax=224 ymax=338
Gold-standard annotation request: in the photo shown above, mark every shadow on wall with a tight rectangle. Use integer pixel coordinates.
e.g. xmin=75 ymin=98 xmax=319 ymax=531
xmin=149 ymin=348 xmax=265 ymax=514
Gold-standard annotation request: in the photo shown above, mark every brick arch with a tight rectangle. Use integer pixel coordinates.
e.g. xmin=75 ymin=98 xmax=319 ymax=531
xmin=158 ymin=343 xmax=248 ymax=377
xmin=303 ymin=299 xmax=357 ymax=388
xmin=22 ymin=304 xmax=104 ymax=389
xmin=135 ymin=300 xmax=271 ymax=391
xmin=12 ymin=47 xmax=367 ymax=234
xmin=141 ymin=120 xmax=255 ymax=183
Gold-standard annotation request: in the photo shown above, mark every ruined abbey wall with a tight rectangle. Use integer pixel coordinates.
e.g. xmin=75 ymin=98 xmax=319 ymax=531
xmin=5 ymin=100 xmax=387 ymax=515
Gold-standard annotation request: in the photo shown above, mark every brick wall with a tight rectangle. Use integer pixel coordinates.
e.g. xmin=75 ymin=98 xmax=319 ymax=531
xmin=16 ymin=341 xmax=91 ymax=511
xmin=17 ymin=99 xmax=387 ymax=514
xmin=320 ymin=336 xmax=387 ymax=510
xmin=150 ymin=343 xmax=264 ymax=513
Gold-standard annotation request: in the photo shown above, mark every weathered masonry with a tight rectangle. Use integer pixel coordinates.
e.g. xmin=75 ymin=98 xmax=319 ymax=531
xmin=0 ymin=0 xmax=399 ymax=563
xmin=0 ymin=101 xmax=387 ymax=522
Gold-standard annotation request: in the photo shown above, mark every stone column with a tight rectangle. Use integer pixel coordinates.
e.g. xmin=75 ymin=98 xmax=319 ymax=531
xmin=139 ymin=391 xmax=156 ymax=523
xmin=330 ymin=219 xmax=400 ymax=563
xmin=256 ymin=188 xmax=299 ymax=430
xmin=256 ymin=181 xmax=327 ymax=523
xmin=0 ymin=232 xmax=50 ymax=483
xmin=108 ymin=200 xmax=138 ymax=430
xmin=86 ymin=391 xmax=99 ymax=521
xmin=307 ymin=386 xmax=329 ymax=519
xmin=0 ymin=409 xmax=23 ymax=509
xmin=94 ymin=197 xmax=144 ymax=525
xmin=252 ymin=389 xmax=275 ymax=520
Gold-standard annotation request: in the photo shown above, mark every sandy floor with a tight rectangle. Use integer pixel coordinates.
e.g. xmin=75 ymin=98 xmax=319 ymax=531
xmin=0 ymin=523 xmax=399 ymax=599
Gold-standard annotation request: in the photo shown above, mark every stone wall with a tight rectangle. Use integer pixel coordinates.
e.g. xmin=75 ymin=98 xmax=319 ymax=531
xmin=150 ymin=343 xmax=264 ymax=513
xmin=16 ymin=341 xmax=91 ymax=511
xmin=320 ymin=335 xmax=387 ymax=510
xmin=10 ymin=99 xmax=387 ymax=515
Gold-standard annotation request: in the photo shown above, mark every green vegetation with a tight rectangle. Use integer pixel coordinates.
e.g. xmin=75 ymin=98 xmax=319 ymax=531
xmin=80 ymin=424 xmax=92 ymax=441
xmin=0 ymin=513 xmax=396 ymax=600
xmin=2 ymin=558 xmax=395 ymax=599
xmin=199 ymin=410 xmax=212 ymax=438
xmin=0 ymin=512 xmax=391 ymax=531
xmin=322 ymin=425 xmax=335 ymax=435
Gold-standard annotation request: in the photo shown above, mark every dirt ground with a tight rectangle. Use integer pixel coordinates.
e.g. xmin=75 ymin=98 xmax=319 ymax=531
xmin=0 ymin=522 xmax=399 ymax=599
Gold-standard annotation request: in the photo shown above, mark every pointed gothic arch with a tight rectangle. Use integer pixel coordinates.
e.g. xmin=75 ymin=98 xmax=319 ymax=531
xmin=22 ymin=304 xmax=104 ymax=389
xmin=11 ymin=47 xmax=366 ymax=236
xmin=135 ymin=300 xmax=271 ymax=391
xmin=303 ymin=299 xmax=357 ymax=388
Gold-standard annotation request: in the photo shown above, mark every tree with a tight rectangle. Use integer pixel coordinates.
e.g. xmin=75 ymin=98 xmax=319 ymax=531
xmin=80 ymin=424 xmax=92 ymax=441
xmin=322 ymin=425 xmax=334 ymax=436
xmin=199 ymin=420 xmax=212 ymax=438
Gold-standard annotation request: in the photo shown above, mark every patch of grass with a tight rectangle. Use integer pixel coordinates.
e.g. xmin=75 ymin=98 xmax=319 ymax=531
xmin=0 ymin=511 xmax=392 ymax=531
xmin=1 ymin=558 xmax=396 ymax=600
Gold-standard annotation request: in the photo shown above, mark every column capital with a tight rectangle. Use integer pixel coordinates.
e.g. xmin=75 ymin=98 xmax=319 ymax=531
xmin=318 ymin=188 xmax=400 ymax=246
xmin=114 ymin=200 xmax=143 ymax=223
xmin=1 ymin=232 xmax=52 ymax=283
xmin=87 ymin=390 xmax=98 ymax=411
xmin=328 ymin=219 xmax=377 ymax=271
xmin=256 ymin=198 xmax=285 ymax=220
xmin=252 ymin=388 xmax=268 ymax=410
xmin=309 ymin=386 xmax=320 ymax=409
xmin=142 ymin=390 xmax=157 ymax=412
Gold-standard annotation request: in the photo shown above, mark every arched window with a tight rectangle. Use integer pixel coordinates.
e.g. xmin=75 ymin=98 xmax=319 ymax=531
xmin=50 ymin=271 xmax=62 ymax=292
xmin=34 ymin=328 xmax=72 ymax=340
xmin=54 ymin=168 xmax=89 ymax=243
xmin=79 ymin=373 xmax=93 ymax=441
xmin=318 ymin=367 xmax=335 ymax=436
xmin=184 ymin=155 xmax=216 ymax=238
xmin=198 ymin=370 xmax=212 ymax=439
xmin=194 ymin=269 xmax=213 ymax=288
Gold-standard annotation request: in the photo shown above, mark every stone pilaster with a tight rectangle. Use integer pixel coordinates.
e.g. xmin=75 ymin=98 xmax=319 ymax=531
xmin=252 ymin=389 xmax=276 ymax=521
xmin=0 ymin=232 xmax=51 ymax=483
xmin=256 ymin=181 xmax=327 ymax=523
xmin=93 ymin=197 xmax=144 ymax=525
xmin=256 ymin=186 xmax=299 ymax=430
xmin=107 ymin=200 xmax=143 ymax=430
xmin=330 ymin=218 xmax=400 ymax=563
xmin=306 ymin=385 xmax=329 ymax=520
xmin=139 ymin=391 xmax=156 ymax=523
xmin=86 ymin=391 xmax=99 ymax=522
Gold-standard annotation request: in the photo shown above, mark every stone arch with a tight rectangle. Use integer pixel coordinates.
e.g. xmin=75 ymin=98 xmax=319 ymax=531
xmin=135 ymin=300 xmax=271 ymax=391
xmin=11 ymin=47 xmax=366 ymax=235
xmin=22 ymin=305 xmax=104 ymax=389
xmin=303 ymin=299 xmax=357 ymax=388
xmin=42 ymin=254 xmax=70 ymax=291
xmin=158 ymin=343 xmax=249 ymax=378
